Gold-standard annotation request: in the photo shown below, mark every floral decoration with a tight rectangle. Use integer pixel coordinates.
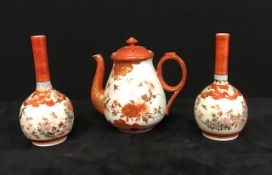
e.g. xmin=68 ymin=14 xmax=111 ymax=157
xmin=20 ymin=92 xmax=74 ymax=140
xmin=200 ymin=81 xmax=241 ymax=100
xmin=105 ymin=79 xmax=162 ymax=127
xmin=195 ymin=82 xmax=248 ymax=133
xmin=23 ymin=89 xmax=67 ymax=107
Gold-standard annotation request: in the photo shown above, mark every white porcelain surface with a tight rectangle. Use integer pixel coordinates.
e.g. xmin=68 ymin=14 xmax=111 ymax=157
xmin=194 ymin=80 xmax=248 ymax=141
xmin=19 ymin=88 xmax=74 ymax=145
xmin=104 ymin=59 xmax=166 ymax=130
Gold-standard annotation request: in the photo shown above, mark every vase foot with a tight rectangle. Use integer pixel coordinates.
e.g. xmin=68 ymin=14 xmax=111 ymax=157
xmin=202 ymin=132 xmax=239 ymax=141
xmin=32 ymin=136 xmax=67 ymax=147
xmin=118 ymin=127 xmax=153 ymax=134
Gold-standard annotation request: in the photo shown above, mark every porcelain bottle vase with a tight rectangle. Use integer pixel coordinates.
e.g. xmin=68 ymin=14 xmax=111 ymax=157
xmin=194 ymin=33 xmax=248 ymax=141
xmin=19 ymin=35 xmax=74 ymax=146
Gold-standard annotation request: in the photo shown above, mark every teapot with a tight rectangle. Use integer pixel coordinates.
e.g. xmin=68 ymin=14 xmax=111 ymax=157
xmin=91 ymin=37 xmax=187 ymax=133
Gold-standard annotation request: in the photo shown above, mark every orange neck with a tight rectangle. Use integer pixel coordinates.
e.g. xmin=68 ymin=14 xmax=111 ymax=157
xmin=214 ymin=33 xmax=230 ymax=81
xmin=31 ymin=35 xmax=51 ymax=83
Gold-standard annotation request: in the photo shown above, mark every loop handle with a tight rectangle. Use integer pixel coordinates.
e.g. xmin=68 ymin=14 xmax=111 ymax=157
xmin=157 ymin=52 xmax=187 ymax=115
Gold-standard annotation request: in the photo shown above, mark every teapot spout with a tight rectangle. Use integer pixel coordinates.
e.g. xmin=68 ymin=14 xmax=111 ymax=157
xmin=91 ymin=54 xmax=105 ymax=114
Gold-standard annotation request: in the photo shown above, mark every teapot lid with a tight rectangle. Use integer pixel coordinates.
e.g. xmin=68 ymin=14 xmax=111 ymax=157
xmin=111 ymin=37 xmax=154 ymax=61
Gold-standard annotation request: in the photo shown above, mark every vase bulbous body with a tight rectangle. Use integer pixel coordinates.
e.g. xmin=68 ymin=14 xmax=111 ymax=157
xmin=194 ymin=80 xmax=248 ymax=141
xmin=20 ymin=87 xmax=74 ymax=146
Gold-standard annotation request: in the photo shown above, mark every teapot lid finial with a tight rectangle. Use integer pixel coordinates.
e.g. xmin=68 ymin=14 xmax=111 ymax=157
xmin=111 ymin=37 xmax=154 ymax=61
xmin=126 ymin=37 xmax=138 ymax=45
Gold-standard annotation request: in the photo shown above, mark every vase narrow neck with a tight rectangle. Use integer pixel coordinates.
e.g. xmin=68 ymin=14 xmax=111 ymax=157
xmin=214 ymin=33 xmax=230 ymax=81
xmin=36 ymin=81 xmax=52 ymax=90
xmin=214 ymin=74 xmax=228 ymax=81
xmin=31 ymin=35 xmax=51 ymax=86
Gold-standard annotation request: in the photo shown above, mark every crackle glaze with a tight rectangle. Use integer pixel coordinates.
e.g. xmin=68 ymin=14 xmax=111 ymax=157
xmin=194 ymin=80 xmax=247 ymax=141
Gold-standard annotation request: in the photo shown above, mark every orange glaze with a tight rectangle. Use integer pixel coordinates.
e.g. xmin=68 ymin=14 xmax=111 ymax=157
xmin=200 ymin=84 xmax=241 ymax=100
xmin=23 ymin=90 xmax=67 ymax=107
xmin=31 ymin=35 xmax=51 ymax=82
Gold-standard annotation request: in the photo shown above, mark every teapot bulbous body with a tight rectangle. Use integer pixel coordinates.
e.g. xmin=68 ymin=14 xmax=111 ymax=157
xmin=104 ymin=59 xmax=166 ymax=133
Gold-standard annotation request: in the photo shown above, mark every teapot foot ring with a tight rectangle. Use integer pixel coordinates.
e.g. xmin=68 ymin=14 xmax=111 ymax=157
xmin=31 ymin=135 xmax=67 ymax=147
xmin=118 ymin=127 xmax=154 ymax=134
xmin=202 ymin=132 xmax=239 ymax=141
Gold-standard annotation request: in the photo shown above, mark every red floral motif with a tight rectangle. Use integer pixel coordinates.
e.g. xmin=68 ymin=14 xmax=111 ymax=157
xmin=112 ymin=61 xmax=140 ymax=77
xmin=23 ymin=89 xmax=67 ymax=107
xmin=138 ymin=81 xmax=155 ymax=90
xmin=200 ymin=84 xmax=241 ymax=100
xmin=105 ymin=80 xmax=162 ymax=126
xmin=121 ymin=102 xmax=148 ymax=118
xmin=113 ymin=63 xmax=133 ymax=77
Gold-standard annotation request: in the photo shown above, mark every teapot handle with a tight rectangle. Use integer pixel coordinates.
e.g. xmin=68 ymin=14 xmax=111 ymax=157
xmin=157 ymin=52 xmax=187 ymax=115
